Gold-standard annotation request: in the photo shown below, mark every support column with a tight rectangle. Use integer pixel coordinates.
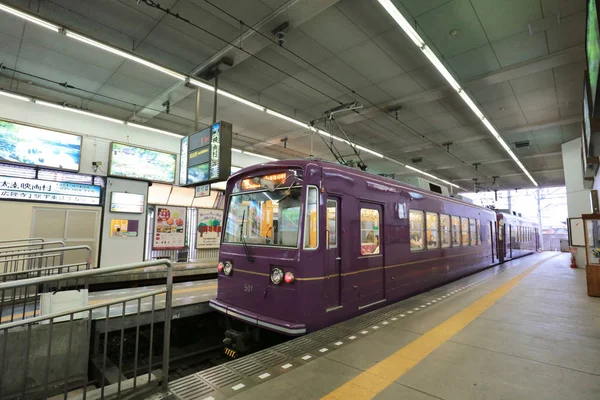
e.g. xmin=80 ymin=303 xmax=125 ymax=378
xmin=562 ymin=138 xmax=591 ymax=267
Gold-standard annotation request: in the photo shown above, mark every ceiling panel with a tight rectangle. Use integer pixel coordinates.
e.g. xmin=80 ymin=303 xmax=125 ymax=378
xmin=447 ymin=45 xmax=501 ymax=80
xmin=270 ymin=29 xmax=333 ymax=67
xmin=401 ymin=0 xmax=452 ymax=18
xmin=515 ymin=86 xmax=558 ymax=111
xmin=492 ymin=31 xmax=548 ymax=67
xmin=491 ymin=113 xmax=528 ymax=130
xmin=471 ymin=81 xmax=514 ymax=103
xmin=416 ymin=0 xmax=489 ymax=58
xmin=510 ymin=70 xmax=555 ymax=94
xmin=408 ymin=64 xmax=447 ymax=90
xmin=336 ymin=0 xmax=396 ymax=38
xmin=372 ymin=27 xmax=430 ymax=72
xmin=481 ymin=95 xmax=523 ymax=119
xmin=471 ymin=0 xmax=542 ymax=42
xmin=377 ymin=73 xmax=424 ymax=98
xmin=546 ymin=11 xmax=586 ymax=53
xmin=300 ymin=6 xmax=368 ymax=54
xmin=523 ymin=108 xmax=561 ymax=124
xmin=338 ymin=39 xmax=404 ymax=83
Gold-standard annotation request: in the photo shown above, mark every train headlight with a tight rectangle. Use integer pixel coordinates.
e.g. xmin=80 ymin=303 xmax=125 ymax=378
xmin=223 ymin=261 xmax=233 ymax=276
xmin=217 ymin=262 xmax=224 ymax=272
xmin=284 ymin=272 xmax=295 ymax=284
xmin=271 ymin=268 xmax=284 ymax=284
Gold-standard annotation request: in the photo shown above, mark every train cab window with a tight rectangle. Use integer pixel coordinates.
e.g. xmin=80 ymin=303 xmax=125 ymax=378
xmin=469 ymin=219 xmax=476 ymax=245
xmin=440 ymin=214 xmax=451 ymax=248
xmin=461 ymin=217 xmax=469 ymax=246
xmin=303 ymin=186 xmax=319 ymax=249
xmin=426 ymin=212 xmax=439 ymax=249
xmin=477 ymin=220 xmax=481 ymax=245
xmin=451 ymin=216 xmax=460 ymax=247
xmin=409 ymin=210 xmax=425 ymax=251
xmin=360 ymin=208 xmax=380 ymax=255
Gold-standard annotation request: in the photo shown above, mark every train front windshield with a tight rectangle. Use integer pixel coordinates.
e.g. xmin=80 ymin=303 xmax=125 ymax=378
xmin=223 ymin=187 xmax=302 ymax=247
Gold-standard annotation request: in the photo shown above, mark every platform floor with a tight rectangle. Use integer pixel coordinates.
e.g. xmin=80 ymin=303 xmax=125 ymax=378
xmin=168 ymin=252 xmax=600 ymax=400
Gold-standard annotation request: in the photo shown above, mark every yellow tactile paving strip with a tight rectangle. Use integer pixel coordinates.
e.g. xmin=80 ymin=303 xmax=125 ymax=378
xmin=321 ymin=253 xmax=560 ymax=400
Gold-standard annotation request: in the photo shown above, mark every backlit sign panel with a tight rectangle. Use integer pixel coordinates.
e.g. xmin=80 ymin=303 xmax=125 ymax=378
xmin=0 ymin=176 xmax=100 ymax=205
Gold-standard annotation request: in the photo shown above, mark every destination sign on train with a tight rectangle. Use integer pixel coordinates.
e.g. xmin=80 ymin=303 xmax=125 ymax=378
xmin=241 ymin=172 xmax=288 ymax=190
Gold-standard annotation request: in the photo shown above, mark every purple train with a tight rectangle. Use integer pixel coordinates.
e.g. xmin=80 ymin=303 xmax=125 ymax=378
xmin=209 ymin=160 xmax=539 ymax=352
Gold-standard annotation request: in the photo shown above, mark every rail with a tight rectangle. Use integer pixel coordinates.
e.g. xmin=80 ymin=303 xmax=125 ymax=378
xmin=0 ymin=259 xmax=173 ymax=400
xmin=0 ymin=238 xmax=45 ymax=245
xmin=0 ymin=240 xmax=65 ymax=256
xmin=0 ymin=245 xmax=92 ymax=274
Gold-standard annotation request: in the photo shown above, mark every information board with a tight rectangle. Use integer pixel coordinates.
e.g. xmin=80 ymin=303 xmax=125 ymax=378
xmin=0 ymin=176 xmax=100 ymax=205
xmin=180 ymin=121 xmax=232 ymax=186
xmin=110 ymin=192 xmax=145 ymax=213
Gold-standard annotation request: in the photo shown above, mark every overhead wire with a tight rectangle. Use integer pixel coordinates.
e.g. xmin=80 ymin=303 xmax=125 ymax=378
xmin=139 ymin=0 xmax=490 ymax=180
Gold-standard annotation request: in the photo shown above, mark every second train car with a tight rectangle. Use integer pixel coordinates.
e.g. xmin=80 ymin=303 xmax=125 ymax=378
xmin=209 ymin=160 xmax=538 ymax=353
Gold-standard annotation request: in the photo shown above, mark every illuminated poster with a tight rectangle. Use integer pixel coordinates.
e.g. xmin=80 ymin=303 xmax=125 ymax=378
xmin=109 ymin=143 xmax=176 ymax=184
xmin=0 ymin=176 xmax=100 ymax=205
xmin=0 ymin=120 xmax=81 ymax=171
xmin=197 ymin=209 xmax=223 ymax=249
xmin=153 ymin=206 xmax=186 ymax=250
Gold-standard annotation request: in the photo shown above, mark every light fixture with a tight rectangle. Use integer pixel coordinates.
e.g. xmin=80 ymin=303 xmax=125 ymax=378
xmin=127 ymin=122 xmax=184 ymax=138
xmin=0 ymin=3 xmax=59 ymax=32
xmin=266 ymin=109 xmax=310 ymax=129
xmin=223 ymin=261 xmax=233 ymax=276
xmin=36 ymin=100 xmax=125 ymax=124
xmin=0 ymin=1 xmax=466 ymax=188
xmin=376 ymin=0 xmax=538 ymax=187
xmin=231 ymin=148 xmax=243 ymax=153
xmin=217 ymin=89 xmax=265 ymax=111
xmin=271 ymin=268 xmax=284 ymax=285
xmin=65 ymin=32 xmax=186 ymax=81
xmin=0 ymin=90 xmax=31 ymax=102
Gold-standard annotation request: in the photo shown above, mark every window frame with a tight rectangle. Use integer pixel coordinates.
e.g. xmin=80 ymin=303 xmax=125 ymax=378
xmin=477 ymin=219 xmax=481 ymax=245
xmin=440 ymin=214 xmax=451 ymax=248
xmin=451 ymin=215 xmax=461 ymax=247
xmin=461 ymin=217 xmax=469 ymax=246
xmin=469 ymin=218 xmax=477 ymax=246
xmin=426 ymin=212 xmax=440 ymax=250
xmin=326 ymin=198 xmax=338 ymax=249
xmin=360 ymin=206 xmax=382 ymax=256
xmin=303 ymin=185 xmax=319 ymax=250
xmin=409 ymin=209 xmax=425 ymax=252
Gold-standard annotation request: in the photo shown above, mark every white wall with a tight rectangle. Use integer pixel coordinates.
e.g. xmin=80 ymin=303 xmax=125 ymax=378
xmin=562 ymin=138 xmax=591 ymax=267
xmin=100 ymin=178 xmax=149 ymax=267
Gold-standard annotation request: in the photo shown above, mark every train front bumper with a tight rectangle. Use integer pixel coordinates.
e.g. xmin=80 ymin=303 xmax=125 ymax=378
xmin=209 ymin=299 xmax=307 ymax=336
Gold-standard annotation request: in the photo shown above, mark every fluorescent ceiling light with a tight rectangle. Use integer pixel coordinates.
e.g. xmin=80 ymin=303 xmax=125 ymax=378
xmin=232 ymin=148 xmax=243 ymax=153
xmin=127 ymin=122 xmax=183 ymax=138
xmin=266 ymin=109 xmax=310 ymax=129
xmin=217 ymin=89 xmax=265 ymax=111
xmin=65 ymin=32 xmax=185 ymax=81
xmin=354 ymin=144 xmax=383 ymax=158
xmin=376 ymin=0 xmax=538 ymax=187
xmin=188 ymin=78 xmax=215 ymax=91
xmin=0 ymin=3 xmax=60 ymax=32
xmin=36 ymin=100 xmax=125 ymax=124
xmin=0 ymin=90 xmax=31 ymax=102
xmin=243 ymin=151 xmax=278 ymax=161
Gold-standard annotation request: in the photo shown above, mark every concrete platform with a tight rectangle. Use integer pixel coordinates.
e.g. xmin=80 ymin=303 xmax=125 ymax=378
xmin=167 ymin=252 xmax=600 ymax=400
xmin=88 ymin=260 xmax=217 ymax=286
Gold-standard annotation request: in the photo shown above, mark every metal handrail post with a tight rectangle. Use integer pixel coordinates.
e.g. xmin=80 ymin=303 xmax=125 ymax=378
xmin=161 ymin=260 xmax=174 ymax=394
xmin=0 ymin=241 xmax=65 ymax=252
xmin=0 ymin=237 xmax=45 ymax=245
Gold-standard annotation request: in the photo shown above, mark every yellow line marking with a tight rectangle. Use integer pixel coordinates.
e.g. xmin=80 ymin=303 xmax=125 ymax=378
xmin=321 ymin=253 xmax=560 ymax=400
xmin=0 ymin=284 xmax=217 ymax=323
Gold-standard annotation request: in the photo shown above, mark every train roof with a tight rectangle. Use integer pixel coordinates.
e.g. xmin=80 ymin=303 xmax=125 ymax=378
xmin=230 ymin=159 xmax=495 ymax=214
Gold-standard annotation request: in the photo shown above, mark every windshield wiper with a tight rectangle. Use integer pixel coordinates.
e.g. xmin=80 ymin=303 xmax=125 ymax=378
xmin=239 ymin=210 xmax=254 ymax=263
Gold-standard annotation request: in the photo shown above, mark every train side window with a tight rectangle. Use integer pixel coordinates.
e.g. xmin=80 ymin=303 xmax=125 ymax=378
xmin=303 ymin=186 xmax=319 ymax=249
xmin=440 ymin=214 xmax=451 ymax=248
xmin=477 ymin=220 xmax=481 ymax=245
xmin=327 ymin=199 xmax=337 ymax=249
xmin=461 ymin=217 xmax=469 ymax=246
xmin=409 ymin=210 xmax=425 ymax=251
xmin=469 ymin=218 xmax=476 ymax=245
xmin=426 ymin=212 xmax=439 ymax=249
xmin=360 ymin=208 xmax=380 ymax=255
xmin=451 ymin=216 xmax=460 ymax=247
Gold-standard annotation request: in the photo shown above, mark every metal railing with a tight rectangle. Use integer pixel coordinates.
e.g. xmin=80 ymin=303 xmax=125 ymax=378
xmin=0 ymin=238 xmax=45 ymax=245
xmin=0 ymin=259 xmax=173 ymax=400
xmin=0 ymin=245 xmax=92 ymax=274
xmin=0 ymin=241 xmax=65 ymax=256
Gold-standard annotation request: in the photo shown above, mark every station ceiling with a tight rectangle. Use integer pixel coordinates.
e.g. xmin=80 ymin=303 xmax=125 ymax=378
xmin=0 ymin=0 xmax=586 ymax=191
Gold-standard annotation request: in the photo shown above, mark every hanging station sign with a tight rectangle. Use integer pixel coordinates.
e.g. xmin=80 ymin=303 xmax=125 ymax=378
xmin=197 ymin=209 xmax=223 ymax=249
xmin=0 ymin=176 xmax=100 ymax=205
xmin=195 ymin=184 xmax=211 ymax=198
xmin=153 ymin=206 xmax=186 ymax=250
xmin=179 ymin=121 xmax=232 ymax=186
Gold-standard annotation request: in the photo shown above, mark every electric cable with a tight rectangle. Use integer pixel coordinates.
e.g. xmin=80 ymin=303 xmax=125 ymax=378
xmin=137 ymin=0 xmax=491 ymax=180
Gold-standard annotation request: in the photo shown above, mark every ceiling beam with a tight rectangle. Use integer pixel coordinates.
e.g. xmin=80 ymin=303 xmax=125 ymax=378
xmin=130 ymin=0 xmax=340 ymax=122
xmin=337 ymin=45 xmax=585 ymax=125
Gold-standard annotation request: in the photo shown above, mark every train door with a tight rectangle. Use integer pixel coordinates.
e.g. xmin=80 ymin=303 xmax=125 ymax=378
xmin=358 ymin=203 xmax=385 ymax=309
xmin=497 ymin=221 xmax=505 ymax=262
xmin=490 ymin=221 xmax=495 ymax=262
xmin=325 ymin=197 xmax=342 ymax=311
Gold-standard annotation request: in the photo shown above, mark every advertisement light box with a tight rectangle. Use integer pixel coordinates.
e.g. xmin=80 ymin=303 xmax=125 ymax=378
xmin=0 ymin=120 xmax=81 ymax=171
xmin=110 ymin=192 xmax=145 ymax=213
xmin=0 ymin=176 xmax=100 ymax=205
xmin=109 ymin=143 xmax=176 ymax=184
